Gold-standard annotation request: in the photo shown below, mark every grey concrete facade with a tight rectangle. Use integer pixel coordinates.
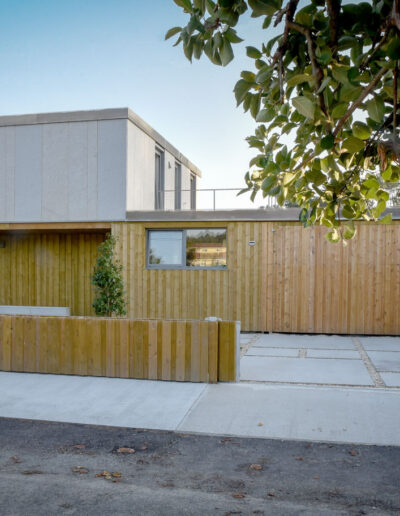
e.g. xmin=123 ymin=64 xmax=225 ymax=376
xmin=0 ymin=108 xmax=201 ymax=222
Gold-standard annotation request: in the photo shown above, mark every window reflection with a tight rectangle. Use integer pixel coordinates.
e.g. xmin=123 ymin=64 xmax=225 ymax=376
xmin=148 ymin=231 xmax=182 ymax=265
xmin=186 ymin=229 xmax=227 ymax=267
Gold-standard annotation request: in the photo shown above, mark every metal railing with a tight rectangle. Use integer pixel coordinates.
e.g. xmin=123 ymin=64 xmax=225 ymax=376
xmin=160 ymin=188 xmax=280 ymax=211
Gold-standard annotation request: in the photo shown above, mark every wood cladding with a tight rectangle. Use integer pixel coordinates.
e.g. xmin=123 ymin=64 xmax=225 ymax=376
xmin=112 ymin=221 xmax=400 ymax=335
xmin=0 ymin=232 xmax=106 ymax=315
xmin=0 ymin=221 xmax=398 ymax=335
xmin=0 ymin=315 xmax=237 ymax=382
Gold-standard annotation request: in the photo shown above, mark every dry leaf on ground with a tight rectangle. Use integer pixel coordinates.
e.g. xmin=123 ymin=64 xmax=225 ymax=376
xmin=116 ymin=447 xmax=136 ymax=454
xmin=72 ymin=466 xmax=88 ymax=474
xmin=232 ymin=493 xmax=245 ymax=499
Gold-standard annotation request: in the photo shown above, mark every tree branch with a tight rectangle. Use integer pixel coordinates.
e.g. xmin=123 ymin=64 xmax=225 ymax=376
xmin=272 ymin=0 xmax=300 ymax=64
xmin=333 ymin=65 xmax=391 ymax=138
xmin=286 ymin=21 xmax=326 ymax=113
xmin=326 ymin=0 xmax=341 ymax=54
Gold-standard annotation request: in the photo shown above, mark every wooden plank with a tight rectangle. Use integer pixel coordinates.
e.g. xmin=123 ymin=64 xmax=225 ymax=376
xmin=207 ymin=321 xmax=218 ymax=383
xmin=199 ymin=321 xmax=209 ymax=382
xmin=190 ymin=321 xmax=200 ymax=382
xmin=161 ymin=320 xmax=172 ymax=380
xmin=218 ymin=321 xmax=237 ymax=382
xmin=175 ymin=321 xmax=186 ymax=381
xmin=23 ymin=316 xmax=36 ymax=372
xmin=12 ymin=316 xmax=24 ymax=372
xmin=0 ymin=316 xmax=12 ymax=371
xmin=147 ymin=320 xmax=158 ymax=380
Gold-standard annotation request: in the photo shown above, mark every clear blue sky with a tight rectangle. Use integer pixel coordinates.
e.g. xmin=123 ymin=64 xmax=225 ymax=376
xmin=0 ymin=0 xmax=275 ymax=207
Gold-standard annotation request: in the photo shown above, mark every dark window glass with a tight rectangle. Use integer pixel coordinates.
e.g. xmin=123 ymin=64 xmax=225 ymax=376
xmin=190 ymin=174 xmax=196 ymax=210
xmin=186 ymin=229 xmax=227 ymax=267
xmin=175 ymin=163 xmax=181 ymax=210
xmin=155 ymin=150 xmax=164 ymax=210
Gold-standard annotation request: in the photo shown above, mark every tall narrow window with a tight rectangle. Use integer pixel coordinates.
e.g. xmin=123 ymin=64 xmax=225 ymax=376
xmin=155 ymin=149 xmax=165 ymax=210
xmin=175 ymin=162 xmax=182 ymax=210
xmin=190 ymin=173 xmax=196 ymax=210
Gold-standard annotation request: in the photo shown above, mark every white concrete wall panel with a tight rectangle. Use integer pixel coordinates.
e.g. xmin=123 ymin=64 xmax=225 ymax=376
xmin=0 ymin=127 xmax=16 ymax=221
xmin=67 ymin=122 xmax=88 ymax=220
xmin=0 ymin=128 xmax=8 ymax=220
xmin=126 ymin=121 xmax=155 ymax=211
xmin=97 ymin=120 xmax=126 ymax=220
xmin=6 ymin=128 xmax=15 ymax=219
xmin=42 ymin=123 xmax=69 ymax=220
xmin=15 ymin=125 xmax=42 ymax=221
xmin=181 ymin=164 xmax=191 ymax=210
xmin=87 ymin=122 xmax=98 ymax=220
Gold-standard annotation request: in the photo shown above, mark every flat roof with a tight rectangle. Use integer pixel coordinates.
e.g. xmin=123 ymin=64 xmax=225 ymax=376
xmin=0 ymin=107 xmax=201 ymax=177
xmin=126 ymin=207 xmax=400 ymax=222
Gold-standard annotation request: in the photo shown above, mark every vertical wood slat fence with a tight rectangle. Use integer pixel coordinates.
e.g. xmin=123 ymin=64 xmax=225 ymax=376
xmin=0 ymin=315 xmax=238 ymax=383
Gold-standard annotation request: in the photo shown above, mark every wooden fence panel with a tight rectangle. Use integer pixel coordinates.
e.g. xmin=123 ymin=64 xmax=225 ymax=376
xmin=0 ymin=316 xmax=238 ymax=383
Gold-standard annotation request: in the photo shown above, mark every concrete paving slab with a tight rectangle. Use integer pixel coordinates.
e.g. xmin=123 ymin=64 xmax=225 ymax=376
xmin=254 ymin=333 xmax=355 ymax=350
xmin=367 ymin=351 xmax=400 ymax=372
xmin=178 ymin=383 xmax=400 ymax=446
xmin=381 ymin=372 xmax=400 ymax=387
xmin=360 ymin=337 xmax=400 ymax=352
xmin=246 ymin=348 xmax=300 ymax=357
xmin=0 ymin=372 xmax=206 ymax=430
xmin=240 ymin=356 xmax=373 ymax=385
xmin=306 ymin=349 xmax=361 ymax=360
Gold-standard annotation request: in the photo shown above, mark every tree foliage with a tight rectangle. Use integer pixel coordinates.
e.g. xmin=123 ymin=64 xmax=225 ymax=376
xmin=167 ymin=0 xmax=400 ymax=241
xmin=91 ymin=234 xmax=127 ymax=317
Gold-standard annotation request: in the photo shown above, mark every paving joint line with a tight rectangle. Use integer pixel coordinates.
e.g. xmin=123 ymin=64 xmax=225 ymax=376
xmin=240 ymin=333 xmax=262 ymax=358
xmin=352 ymin=336 xmax=386 ymax=388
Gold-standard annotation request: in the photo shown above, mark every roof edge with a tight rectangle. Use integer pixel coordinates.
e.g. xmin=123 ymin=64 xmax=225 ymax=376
xmin=126 ymin=207 xmax=400 ymax=222
xmin=0 ymin=107 xmax=202 ymax=177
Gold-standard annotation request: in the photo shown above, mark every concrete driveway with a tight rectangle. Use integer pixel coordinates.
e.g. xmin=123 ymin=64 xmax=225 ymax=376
xmin=240 ymin=333 xmax=400 ymax=388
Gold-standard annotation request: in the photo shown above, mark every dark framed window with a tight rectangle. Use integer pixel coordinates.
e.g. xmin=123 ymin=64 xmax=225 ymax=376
xmin=175 ymin=162 xmax=181 ymax=210
xmin=155 ymin=148 xmax=165 ymax=210
xmin=147 ymin=228 xmax=227 ymax=269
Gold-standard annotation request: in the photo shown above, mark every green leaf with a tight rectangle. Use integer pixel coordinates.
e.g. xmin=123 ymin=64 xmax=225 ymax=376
xmin=286 ymin=74 xmax=314 ymax=88
xmin=292 ymin=96 xmax=315 ymax=119
xmin=381 ymin=165 xmax=392 ymax=182
xmin=165 ymin=27 xmax=182 ymax=40
xmin=246 ymin=46 xmax=262 ymax=59
xmin=174 ymin=0 xmax=193 ymax=12
xmin=367 ymin=97 xmax=385 ymax=123
xmin=220 ymin=38 xmax=234 ymax=66
xmin=379 ymin=213 xmax=392 ymax=224
xmin=331 ymin=102 xmax=348 ymax=119
xmin=352 ymin=122 xmax=371 ymax=140
xmin=234 ymin=79 xmax=253 ymax=105
xmin=224 ymin=27 xmax=243 ymax=44
xmin=248 ymin=0 xmax=279 ymax=16
xmin=256 ymin=108 xmax=275 ymax=122
xmin=341 ymin=136 xmax=364 ymax=153
xmin=321 ymin=134 xmax=334 ymax=150
xmin=326 ymin=229 xmax=340 ymax=243
xmin=343 ymin=221 xmax=356 ymax=240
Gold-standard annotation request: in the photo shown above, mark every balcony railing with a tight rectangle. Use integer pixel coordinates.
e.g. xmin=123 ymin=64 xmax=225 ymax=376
xmin=160 ymin=188 xmax=280 ymax=211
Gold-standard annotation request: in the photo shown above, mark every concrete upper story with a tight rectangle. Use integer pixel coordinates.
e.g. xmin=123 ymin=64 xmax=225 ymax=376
xmin=0 ymin=108 xmax=201 ymax=223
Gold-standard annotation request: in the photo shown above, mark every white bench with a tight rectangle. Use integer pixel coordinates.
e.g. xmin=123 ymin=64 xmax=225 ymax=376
xmin=0 ymin=305 xmax=70 ymax=316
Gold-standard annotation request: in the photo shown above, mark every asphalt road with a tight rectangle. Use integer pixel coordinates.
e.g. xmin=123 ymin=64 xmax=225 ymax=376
xmin=0 ymin=418 xmax=399 ymax=515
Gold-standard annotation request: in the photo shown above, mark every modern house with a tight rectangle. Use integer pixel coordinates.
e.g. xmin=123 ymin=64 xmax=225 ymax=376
xmin=0 ymin=107 xmax=201 ymax=222
xmin=0 ymin=108 xmax=399 ymax=336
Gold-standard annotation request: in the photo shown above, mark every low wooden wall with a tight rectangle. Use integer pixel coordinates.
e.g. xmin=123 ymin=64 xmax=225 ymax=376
xmin=0 ymin=316 xmax=238 ymax=383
